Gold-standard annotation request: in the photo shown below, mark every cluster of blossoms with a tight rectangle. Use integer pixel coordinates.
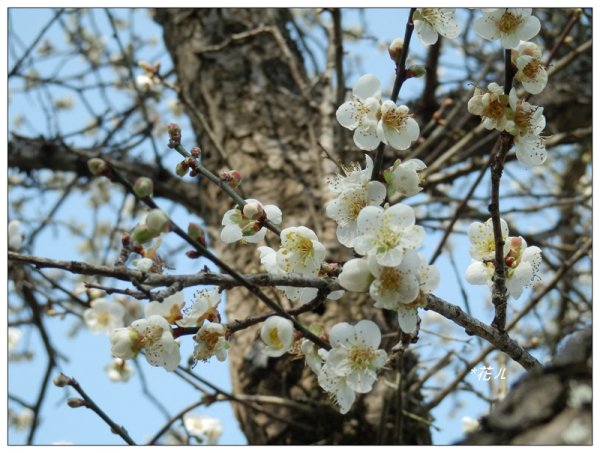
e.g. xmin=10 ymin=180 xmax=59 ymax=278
xmin=221 ymin=199 xmax=282 ymax=244
xmin=465 ymin=218 xmax=542 ymax=299
xmin=182 ymin=413 xmax=223 ymax=445
xmin=98 ymin=289 xmax=230 ymax=373
xmin=469 ymin=9 xmax=548 ymax=166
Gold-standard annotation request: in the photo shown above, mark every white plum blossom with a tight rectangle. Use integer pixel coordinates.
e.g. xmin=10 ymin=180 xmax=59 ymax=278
xmin=466 ymin=234 xmax=542 ymax=300
xmin=368 ymin=252 xmax=420 ymax=310
xmin=277 ymin=226 xmax=326 ymax=274
xmin=354 ymin=203 xmax=424 ymax=267
xmin=513 ymin=41 xmax=547 ymax=95
xmin=467 ymin=218 xmax=510 ymax=261
xmin=8 ymin=220 xmax=24 ymax=251
xmin=260 ymin=316 xmax=294 ymax=357
xmin=221 ymin=199 xmax=282 ymax=244
xmin=327 ymin=154 xmax=377 ymax=194
xmin=397 ymin=253 xmax=440 ymax=334
xmin=505 ymin=89 xmax=547 ymax=166
xmin=177 ymin=289 xmax=221 ymax=328
xmin=317 ymin=361 xmax=356 ymax=414
xmin=9 ymin=407 xmax=34 ymax=432
xmin=105 ymin=358 xmax=134 ymax=382
xmin=319 ymin=320 xmax=387 ymax=402
xmin=474 ymin=8 xmax=541 ymax=49
xmin=301 ymin=338 xmax=324 ymax=374
xmin=414 ymin=8 xmax=461 ymax=46
xmin=110 ymin=315 xmax=180 ymax=371
xmin=504 ymin=237 xmax=542 ymax=299
xmin=384 ymin=158 xmax=427 ymax=198
xmin=193 ymin=322 xmax=230 ymax=362
xmin=83 ymin=298 xmax=125 ymax=334
xmin=183 ymin=414 xmax=223 ymax=445
xmin=145 ymin=291 xmax=185 ymax=324
xmin=338 ymin=258 xmax=373 ymax=293
xmin=377 ymin=101 xmax=420 ymax=151
xmin=326 ymin=155 xmax=386 ymax=247
xmin=336 ymin=74 xmax=382 ymax=150
xmin=467 ymin=82 xmax=510 ymax=131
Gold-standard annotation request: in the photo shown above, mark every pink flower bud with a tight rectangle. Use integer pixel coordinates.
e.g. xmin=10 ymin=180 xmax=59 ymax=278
xmin=133 ymin=177 xmax=154 ymax=198
xmin=220 ymin=170 xmax=242 ymax=188
xmin=167 ymin=123 xmax=181 ymax=144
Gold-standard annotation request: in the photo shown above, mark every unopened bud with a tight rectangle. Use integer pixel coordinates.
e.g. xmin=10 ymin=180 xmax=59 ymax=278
xmin=133 ymin=177 xmax=154 ymax=198
xmin=388 ymin=37 xmax=404 ymax=63
xmin=187 ymin=222 xmax=207 ymax=247
xmin=87 ymin=158 xmax=109 ymax=176
xmin=167 ymin=123 xmax=181 ymax=144
xmin=67 ymin=398 xmax=87 ymax=408
xmin=243 ymin=202 xmax=264 ymax=220
xmin=511 ymin=236 xmax=523 ymax=248
xmin=190 ymin=147 xmax=201 ymax=158
xmin=175 ymin=161 xmax=188 ymax=177
xmin=131 ymin=224 xmax=156 ymax=245
xmin=220 ymin=170 xmax=242 ymax=188
xmin=406 ymin=65 xmax=426 ymax=79
xmin=53 ymin=373 xmax=72 ymax=388
xmin=146 ymin=209 xmax=170 ymax=234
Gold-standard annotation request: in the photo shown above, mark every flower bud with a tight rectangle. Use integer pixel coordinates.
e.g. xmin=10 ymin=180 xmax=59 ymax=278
xmin=131 ymin=224 xmax=156 ymax=245
xmin=87 ymin=158 xmax=108 ymax=176
xmin=220 ymin=170 xmax=242 ymax=188
xmin=167 ymin=123 xmax=181 ymax=144
xmin=388 ymin=37 xmax=404 ymax=63
xmin=53 ymin=374 xmax=72 ymax=388
xmin=67 ymin=398 xmax=87 ymax=408
xmin=133 ymin=177 xmax=153 ymax=198
xmin=191 ymin=147 xmax=201 ymax=158
xmin=406 ymin=65 xmax=426 ymax=79
xmin=175 ymin=161 xmax=188 ymax=177
xmin=242 ymin=202 xmax=264 ymax=221
xmin=188 ymin=222 xmax=207 ymax=247
xmin=146 ymin=209 xmax=170 ymax=234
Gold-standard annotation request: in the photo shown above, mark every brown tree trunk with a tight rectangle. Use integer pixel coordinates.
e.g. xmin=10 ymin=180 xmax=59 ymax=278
xmin=154 ymin=8 xmax=431 ymax=445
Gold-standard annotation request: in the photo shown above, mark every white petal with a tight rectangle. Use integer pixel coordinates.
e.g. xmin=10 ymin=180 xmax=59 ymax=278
xmin=518 ymin=15 xmax=541 ymax=42
xmin=376 ymin=247 xmax=405 ymax=268
xmin=220 ymin=224 xmax=243 ymax=243
xmin=366 ymin=181 xmax=386 ymax=206
xmin=353 ymin=74 xmax=381 ymax=100
xmin=416 ymin=20 xmax=439 ymax=45
xmin=336 ymin=222 xmax=359 ymax=248
xmin=264 ymin=205 xmax=282 ymax=225
xmin=397 ymin=308 xmax=418 ymax=334
xmin=338 ymin=260 xmax=371 ymax=292
xmin=353 ymin=124 xmax=381 ymax=151
xmin=385 ymin=203 xmax=415 ymax=228
xmin=465 ymin=261 xmax=492 ymax=285
xmin=507 ymin=262 xmax=533 ymax=299
xmin=336 ymin=101 xmax=361 ymax=130
xmin=357 ymin=206 xmax=384 ymax=235
xmin=329 ymin=322 xmax=355 ymax=347
xmin=354 ymin=320 xmax=381 ymax=348
xmin=383 ymin=124 xmax=411 ymax=150
xmin=474 ymin=15 xmax=500 ymax=41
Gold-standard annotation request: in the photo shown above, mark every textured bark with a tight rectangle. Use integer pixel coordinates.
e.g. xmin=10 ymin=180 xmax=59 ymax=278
xmin=459 ymin=328 xmax=592 ymax=445
xmin=153 ymin=8 xmax=431 ymax=445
